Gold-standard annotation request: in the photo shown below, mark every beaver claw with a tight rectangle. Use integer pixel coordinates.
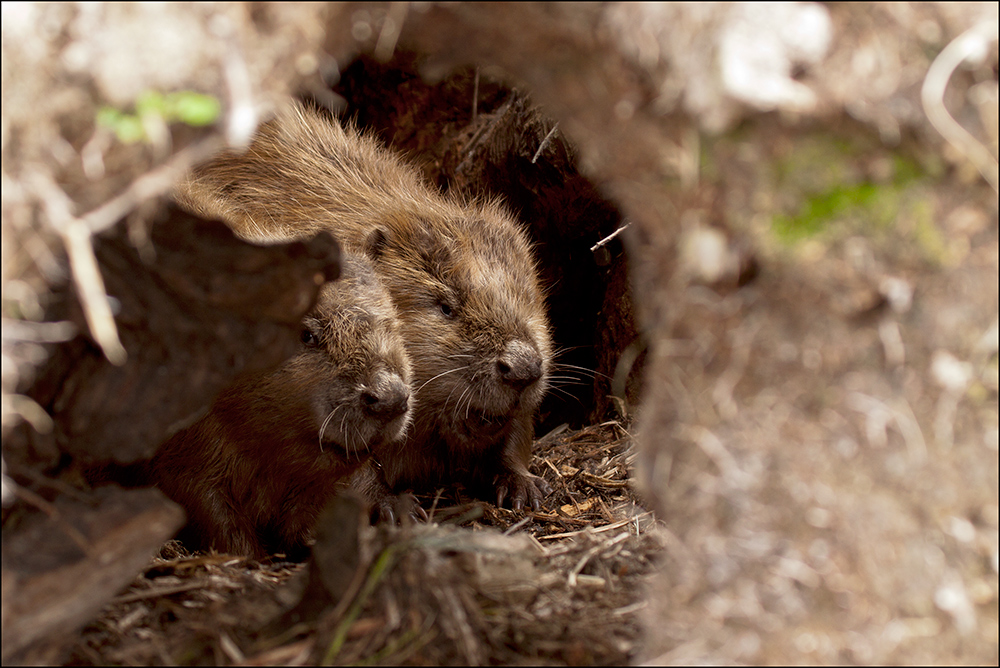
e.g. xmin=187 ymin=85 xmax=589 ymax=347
xmin=372 ymin=491 xmax=428 ymax=524
xmin=496 ymin=471 xmax=552 ymax=511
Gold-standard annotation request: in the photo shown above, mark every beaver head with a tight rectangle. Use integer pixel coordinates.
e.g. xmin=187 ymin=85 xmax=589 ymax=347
xmin=363 ymin=202 xmax=551 ymax=454
xmin=287 ymin=251 xmax=413 ymax=455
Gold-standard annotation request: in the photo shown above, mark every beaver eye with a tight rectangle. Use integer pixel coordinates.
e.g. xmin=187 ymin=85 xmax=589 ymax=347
xmin=301 ymin=329 xmax=319 ymax=346
xmin=438 ymin=301 xmax=455 ymax=318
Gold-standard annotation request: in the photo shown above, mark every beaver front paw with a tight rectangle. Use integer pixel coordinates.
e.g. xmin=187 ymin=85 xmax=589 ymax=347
xmin=495 ymin=471 xmax=552 ymax=511
xmin=370 ymin=490 xmax=428 ymax=524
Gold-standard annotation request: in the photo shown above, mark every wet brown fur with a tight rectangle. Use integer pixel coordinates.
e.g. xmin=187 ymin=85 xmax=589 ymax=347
xmin=150 ymin=252 xmax=412 ymax=557
xmin=176 ymin=102 xmax=553 ymax=512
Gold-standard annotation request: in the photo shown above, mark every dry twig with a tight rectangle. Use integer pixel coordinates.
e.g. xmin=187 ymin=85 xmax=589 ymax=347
xmin=921 ymin=20 xmax=1000 ymax=194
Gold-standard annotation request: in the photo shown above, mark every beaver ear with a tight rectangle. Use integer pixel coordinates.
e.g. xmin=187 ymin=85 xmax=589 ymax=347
xmin=363 ymin=228 xmax=389 ymax=262
xmin=414 ymin=227 xmax=453 ymax=278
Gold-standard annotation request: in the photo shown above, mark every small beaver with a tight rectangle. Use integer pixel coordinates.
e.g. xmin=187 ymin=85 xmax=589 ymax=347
xmin=150 ymin=251 xmax=412 ymax=558
xmin=177 ymin=102 xmax=553 ymax=513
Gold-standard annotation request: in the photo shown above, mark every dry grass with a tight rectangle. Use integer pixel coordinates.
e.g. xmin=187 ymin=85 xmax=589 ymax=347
xmin=69 ymin=422 xmax=661 ymax=666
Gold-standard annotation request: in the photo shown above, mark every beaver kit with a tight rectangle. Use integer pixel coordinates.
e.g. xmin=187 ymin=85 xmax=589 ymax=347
xmin=150 ymin=251 xmax=413 ymax=559
xmin=175 ymin=101 xmax=553 ymax=540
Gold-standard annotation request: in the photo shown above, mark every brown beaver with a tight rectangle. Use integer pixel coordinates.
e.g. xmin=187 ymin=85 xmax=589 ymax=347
xmin=176 ymin=101 xmax=553 ymax=513
xmin=150 ymin=250 xmax=412 ymax=558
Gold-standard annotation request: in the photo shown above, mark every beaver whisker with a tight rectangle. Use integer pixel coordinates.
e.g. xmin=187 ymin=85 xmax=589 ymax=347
xmin=545 ymin=385 xmax=583 ymax=403
xmin=450 ymin=379 xmax=482 ymax=423
xmin=546 ymin=370 xmax=592 ymax=380
xmin=443 ymin=381 xmax=467 ymax=416
xmin=339 ymin=408 xmax=350 ymax=445
xmin=458 ymin=385 xmax=475 ymax=421
xmin=318 ymin=401 xmax=350 ymax=452
xmin=545 ymin=375 xmax=592 ymax=388
xmin=550 ymin=362 xmax=608 ymax=381
xmin=416 ymin=365 xmax=469 ymax=393
xmin=468 ymin=364 xmax=492 ymax=390
xmin=550 ymin=344 xmax=585 ymax=356
xmin=545 ymin=385 xmax=587 ymax=401
xmin=346 ymin=424 xmax=365 ymax=459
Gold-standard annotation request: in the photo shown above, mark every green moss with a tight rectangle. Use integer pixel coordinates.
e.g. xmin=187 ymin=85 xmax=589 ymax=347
xmin=769 ymin=134 xmax=930 ymax=247
xmin=774 ymin=139 xmax=855 ymax=193
xmin=772 ymin=181 xmax=884 ymax=243
xmin=892 ymin=154 xmax=923 ymax=184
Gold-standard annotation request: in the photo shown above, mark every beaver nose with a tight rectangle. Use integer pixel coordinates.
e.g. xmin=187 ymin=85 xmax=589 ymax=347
xmin=496 ymin=340 xmax=543 ymax=390
xmin=362 ymin=373 xmax=410 ymax=421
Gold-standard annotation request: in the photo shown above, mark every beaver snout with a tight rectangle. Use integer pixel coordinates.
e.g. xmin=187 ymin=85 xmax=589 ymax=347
xmin=496 ymin=339 xmax=544 ymax=391
xmin=362 ymin=371 xmax=411 ymax=421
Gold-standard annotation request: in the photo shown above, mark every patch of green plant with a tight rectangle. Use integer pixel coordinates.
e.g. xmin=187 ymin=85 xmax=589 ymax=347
xmin=892 ymin=154 xmax=923 ymax=184
xmin=97 ymin=90 xmax=221 ymax=144
xmin=773 ymin=136 xmax=863 ymax=193
xmin=771 ymin=135 xmax=929 ymax=245
xmin=772 ymin=181 xmax=882 ymax=243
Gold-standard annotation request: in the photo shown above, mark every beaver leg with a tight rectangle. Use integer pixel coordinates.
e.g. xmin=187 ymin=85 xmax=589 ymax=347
xmin=496 ymin=411 xmax=553 ymax=511
xmin=195 ymin=487 xmax=268 ymax=558
xmin=349 ymin=460 xmax=427 ymax=523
